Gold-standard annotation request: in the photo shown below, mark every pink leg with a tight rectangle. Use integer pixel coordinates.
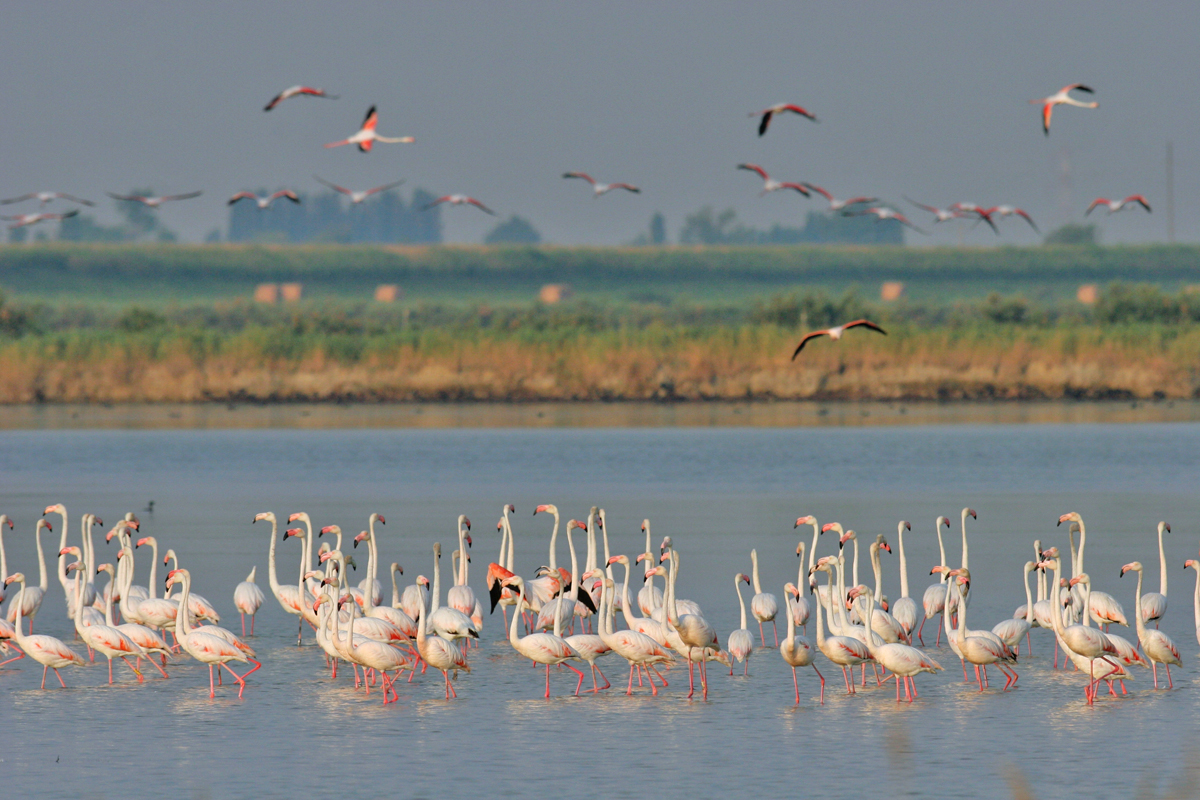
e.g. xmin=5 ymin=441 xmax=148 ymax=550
xmin=772 ymin=620 xmax=779 ymax=648
xmin=813 ymin=664 xmax=825 ymax=704
xmin=108 ymin=657 xmax=114 ymax=684
xmin=687 ymin=660 xmax=695 ymax=698
xmin=41 ymin=664 xmax=49 ymax=689
xmin=896 ymin=671 xmax=901 ymax=701
xmin=566 ymin=663 xmax=586 ymax=696
xmin=758 ymin=621 xmax=767 ymax=647
xmin=54 ymin=667 xmax=66 ymax=688
xmin=792 ymin=666 xmax=800 ymax=704
xmin=627 ymin=665 xmax=636 ymax=695
xmin=0 ymin=647 xmax=26 ymax=668
xmin=1025 ymin=630 xmax=1032 ymax=656
xmin=1152 ymin=662 xmax=1158 ymax=689
xmin=251 ymin=615 xmax=255 ymax=636
xmin=935 ymin=614 xmax=942 ymax=646
xmin=241 ymin=613 xmax=246 ymax=637
xmin=1167 ymin=664 xmax=1174 ymax=689
xmin=917 ymin=616 xmax=926 ymax=646
xmin=209 ymin=665 xmax=216 ymax=698
xmin=221 ymin=662 xmax=248 ymax=698
xmin=594 ymin=664 xmax=610 ymax=691
xmin=652 ymin=665 xmax=668 ymax=687
xmin=123 ymin=656 xmax=143 ymax=682
xmin=545 ymin=664 xmax=551 ymax=698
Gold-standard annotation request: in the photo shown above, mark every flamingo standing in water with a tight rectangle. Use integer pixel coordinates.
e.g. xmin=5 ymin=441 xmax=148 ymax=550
xmin=1186 ymin=557 xmax=1200 ymax=648
xmin=3 ymin=573 xmax=85 ymax=687
xmin=1040 ymin=553 xmax=1123 ymax=704
xmin=1058 ymin=512 xmax=1128 ymax=630
xmin=947 ymin=573 xmax=1018 ymax=691
xmin=791 ymin=319 xmax=887 ymax=359
xmin=314 ymin=176 xmax=405 ymax=204
xmin=803 ymin=184 xmax=877 ymax=212
xmin=228 ymin=190 xmax=300 ymax=209
xmin=503 ymin=575 xmax=585 ymax=697
xmin=736 ymin=163 xmax=809 ymax=196
xmin=596 ymin=575 xmax=673 ymax=695
xmin=749 ymin=103 xmax=818 ymax=136
xmin=849 ymin=585 xmax=943 ymax=702
xmin=254 ymin=512 xmax=309 ymax=644
xmin=263 ymin=85 xmax=338 ymax=111
xmin=1031 ymin=83 xmax=1097 ymax=136
xmin=992 ymin=561 xmax=1036 ymax=656
xmin=67 ymin=561 xmax=146 ymax=684
xmin=167 ymin=568 xmax=262 ymax=698
xmin=809 ymin=557 xmax=873 ymax=694
xmin=324 ymin=106 xmax=415 ymax=152
xmin=422 ymin=195 xmax=495 ymax=215
xmin=749 ymin=549 xmax=779 ymax=647
xmin=1121 ymin=562 xmax=1183 ymax=689
xmin=562 ymin=172 xmax=640 ymax=196
xmin=233 ymin=566 xmax=266 ymax=636
xmin=1138 ymin=522 xmax=1170 ymax=626
xmin=780 ymin=583 xmax=823 ymax=704
xmin=6 ymin=519 xmax=50 ymax=632
xmin=727 ymin=573 xmax=754 ymax=675
xmin=1086 ymin=195 xmax=1151 ymax=215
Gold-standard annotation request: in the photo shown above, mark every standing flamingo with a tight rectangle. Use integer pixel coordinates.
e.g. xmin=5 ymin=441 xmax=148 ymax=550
xmin=891 ymin=521 xmax=919 ymax=641
xmin=1058 ymin=512 xmax=1127 ymax=629
xmin=1040 ymin=553 xmax=1123 ymax=704
xmin=809 ymin=557 xmax=872 ymax=694
xmin=1186 ymin=557 xmax=1200 ymax=647
xmin=503 ymin=575 xmax=585 ymax=697
xmin=564 ymin=569 xmax=613 ymax=693
xmin=992 ymin=561 xmax=1036 ymax=656
xmin=948 ymin=573 xmax=1018 ymax=691
xmin=1121 ymin=562 xmax=1183 ymax=689
xmin=6 ymin=519 xmax=51 ymax=633
xmin=1031 ymin=83 xmax=1097 ymax=136
xmin=324 ymin=105 xmax=414 ymax=151
xmin=749 ymin=549 xmax=779 ymax=647
xmin=595 ymin=575 xmax=673 ymax=695
xmin=254 ymin=511 xmax=308 ymax=644
xmin=167 ymin=568 xmax=262 ymax=698
xmin=780 ymin=583 xmax=823 ymax=704
xmin=661 ymin=549 xmax=719 ymax=699
xmin=2 ymin=573 xmax=85 ymax=687
xmin=848 ymin=585 xmax=943 ymax=702
xmin=727 ymin=573 xmax=754 ymax=675
xmin=67 ymin=561 xmax=146 ymax=684
xmin=1138 ymin=522 xmax=1170 ymax=626
xmin=233 ymin=566 xmax=266 ymax=636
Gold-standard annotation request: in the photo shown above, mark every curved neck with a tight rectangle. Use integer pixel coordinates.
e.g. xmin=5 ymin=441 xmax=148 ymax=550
xmin=366 ymin=533 xmax=379 ymax=610
xmin=54 ymin=511 xmax=71 ymax=592
xmin=1157 ymin=526 xmax=1168 ymax=595
xmin=584 ymin=512 xmax=596 ymax=574
xmin=951 ymin=580 xmax=967 ymax=647
xmin=666 ymin=553 xmax=680 ymax=626
xmin=498 ymin=515 xmax=509 ymax=568
xmin=795 ymin=545 xmax=806 ymax=593
xmin=119 ymin=552 xmax=136 ymax=618
xmin=1078 ymin=580 xmax=1094 ymax=628
xmin=808 ymin=522 xmax=819 ymax=572
xmin=508 ymin=582 xmax=524 ymax=645
xmin=456 ymin=520 xmax=467 ymax=586
xmin=814 ymin=573 xmax=828 ymax=646
xmin=618 ymin=562 xmax=639 ymax=627
xmin=0 ymin=524 xmax=9 ymax=583
xmin=390 ymin=566 xmax=401 ymax=607
xmin=1076 ymin=522 xmax=1086 ymax=575
xmin=303 ymin=518 xmax=314 ymax=576
xmin=600 ymin=511 xmax=613 ymax=579
xmin=784 ymin=590 xmax=795 ymax=641
xmin=834 ymin=558 xmax=854 ymax=631
xmin=83 ymin=522 xmax=96 ymax=579
xmin=643 ymin=522 xmax=651 ymax=559
xmin=101 ymin=569 xmax=117 ymax=626
xmin=870 ymin=545 xmax=882 ymax=601
xmin=174 ymin=573 xmax=194 ymax=637
xmin=547 ymin=511 xmax=559 ymax=571
xmin=146 ymin=539 xmax=160 ymax=599
xmin=857 ymin=590 xmax=882 ymax=651
xmin=34 ymin=524 xmax=48 ymax=591
xmin=504 ymin=515 xmax=515 ymax=572
xmin=1193 ymin=567 xmax=1200 ymax=629
xmin=851 ymin=539 xmax=859 ymax=587
xmin=734 ymin=576 xmax=747 ymax=629
xmin=751 ymin=550 xmax=763 ymax=594
xmin=10 ymin=581 xmax=28 ymax=644
xmin=898 ymin=526 xmax=910 ymax=598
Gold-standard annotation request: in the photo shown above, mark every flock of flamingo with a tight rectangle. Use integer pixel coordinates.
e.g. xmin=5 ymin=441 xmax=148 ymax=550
xmin=2 ymin=81 xmax=1153 ymax=233
xmin=1 ymin=502 xmax=1192 ymax=706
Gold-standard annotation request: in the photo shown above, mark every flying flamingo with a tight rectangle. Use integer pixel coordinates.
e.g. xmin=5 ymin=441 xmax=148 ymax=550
xmin=843 ymin=206 xmax=927 ymax=233
xmin=749 ymin=103 xmax=818 ymax=136
xmin=1031 ymin=83 xmax=1097 ymax=136
xmin=983 ymin=205 xmax=1039 ymax=233
xmin=2 ymin=211 xmax=78 ymax=229
xmin=314 ymin=176 xmax=405 ymax=204
xmin=562 ymin=172 xmax=640 ymax=196
xmin=904 ymin=197 xmax=965 ymax=224
xmin=1086 ymin=195 xmax=1151 ymax=215
xmin=106 ymin=191 xmax=202 ymax=207
xmin=263 ymin=85 xmax=338 ymax=111
xmin=2 ymin=573 xmax=85 ymax=688
xmin=727 ymin=573 xmax=754 ymax=675
xmin=749 ymin=549 xmax=779 ymax=646
xmin=803 ymin=184 xmax=877 ymax=211
xmin=324 ymin=105 xmax=414 ymax=152
xmin=233 ymin=566 xmax=266 ymax=636
xmin=780 ymin=583 xmax=823 ymax=703
xmin=228 ymin=190 xmax=300 ymax=209
xmin=167 ymin=568 xmax=262 ymax=698
xmin=949 ymin=203 xmax=1000 ymax=233
xmin=422 ymin=195 xmax=495 ymax=215
xmin=1 ymin=191 xmax=93 ymax=207
xmin=1121 ymin=562 xmax=1183 ymax=689
xmin=790 ymin=319 xmax=887 ymax=359
xmin=736 ymin=163 xmax=809 ymax=196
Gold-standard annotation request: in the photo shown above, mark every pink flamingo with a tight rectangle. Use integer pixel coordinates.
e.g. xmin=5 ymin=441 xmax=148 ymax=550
xmin=1 ymin=191 xmax=93 ymax=207
xmin=324 ymin=105 xmax=414 ymax=152
xmin=3 ymin=573 xmax=85 ymax=687
xmin=1086 ymin=195 xmax=1151 ymax=215
xmin=167 ymin=568 xmax=262 ymax=698
xmin=422 ymin=194 xmax=495 ymax=215
xmin=843 ymin=206 xmax=927 ymax=233
xmin=106 ymin=191 xmax=201 ymax=207
xmin=228 ymin=190 xmax=300 ymax=209
xmin=803 ymin=183 xmax=877 ymax=211
xmin=314 ymin=176 xmax=405 ymax=204
xmin=1031 ymin=83 xmax=1097 ymax=136
xmin=264 ymin=85 xmax=338 ymax=111
xmin=736 ymin=163 xmax=809 ymax=196
xmin=562 ymin=172 xmax=640 ymax=196
xmin=791 ymin=319 xmax=887 ymax=359
xmin=749 ymin=103 xmax=818 ymax=136
xmin=2 ymin=210 xmax=78 ymax=229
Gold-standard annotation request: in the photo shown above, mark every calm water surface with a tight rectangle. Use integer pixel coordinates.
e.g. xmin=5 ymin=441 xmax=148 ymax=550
xmin=3 ymin=421 xmax=1200 ymax=799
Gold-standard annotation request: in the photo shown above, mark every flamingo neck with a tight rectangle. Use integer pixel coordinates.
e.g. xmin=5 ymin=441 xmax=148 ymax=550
xmin=751 ymin=550 xmax=763 ymax=595
xmin=34 ymin=523 xmax=48 ymax=591
xmin=430 ymin=549 xmax=442 ymax=613
xmin=898 ymin=526 xmax=910 ymax=598
xmin=1022 ymin=566 xmax=1034 ymax=624
xmin=547 ymin=511 xmax=559 ymax=572
xmin=1132 ymin=567 xmax=1147 ymax=641
xmin=1158 ymin=525 xmax=1168 ymax=596
xmin=734 ymin=575 xmax=747 ymax=630
xmin=265 ymin=518 xmax=281 ymax=601
xmin=101 ymin=569 xmax=117 ymax=627
xmin=935 ymin=521 xmax=947 ymax=584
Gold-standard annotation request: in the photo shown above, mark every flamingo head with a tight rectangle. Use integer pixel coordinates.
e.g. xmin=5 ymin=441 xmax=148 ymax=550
xmin=899 ymin=520 xmax=911 ymax=531
xmin=135 ymin=536 xmax=152 ymax=549
xmin=794 ymin=515 xmax=815 ymax=528
xmin=43 ymin=503 xmax=65 ymax=517
xmin=640 ymin=519 xmax=649 ymax=532
xmin=839 ymin=530 xmax=856 ymax=547
xmin=568 ymin=520 xmax=585 ymax=532
xmin=286 ymin=527 xmax=304 ymax=541
xmin=964 ymin=508 xmax=977 ymax=520
xmin=607 ymin=555 xmax=627 ymax=566
xmin=4 ymin=572 xmax=25 ymax=585
xmin=464 ymin=534 xmax=472 ymax=548
xmin=353 ymin=531 xmax=367 ymax=548
xmin=533 ymin=504 xmax=555 ymax=516
xmin=372 ymin=513 xmax=386 ymax=525
xmin=59 ymin=546 xmax=80 ymax=557
xmin=286 ymin=512 xmax=306 ymax=523
xmin=658 ymin=551 xmax=673 ymax=564
xmin=505 ymin=504 xmax=515 ymax=514
xmin=821 ymin=522 xmax=843 ymax=535
xmin=417 ymin=575 xmax=431 ymax=588
xmin=1 ymin=516 xmax=11 ymax=530
xmin=936 ymin=516 xmax=950 ymax=528
xmin=659 ymin=536 xmax=673 ymax=554
xmin=92 ymin=517 xmax=104 ymax=527
xmin=496 ymin=519 xmax=504 ymax=532
xmin=1057 ymin=512 xmax=1081 ymax=527
xmin=459 ymin=515 xmax=471 ymax=531
xmin=1160 ymin=521 xmax=1171 ymax=534
xmin=319 ymin=525 xmax=339 ymax=538
xmin=391 ymin=562 xmax=403 ymax=575
xmin=164 ymin=568 xmax=185 ymax=587
xmin=1185 ymin=559 xmax=1199 ymax=570
xmin=795 ymin=541 xmax=806 ymax=558
xmin=877 ymin=538 xmax=892 ymax=554
xmin=65 ymin=561 xmax=84 ymax=574
xmin=1119 ymin=562 xmax=1143 ymax=577
xmin=930 ymin=564 xmax=949 ymax=576
xmin=37 ymin=519 xmax=52 ymax=532
xmin=1068 ymin=573 xmax=1090 ymax=588
xmin=252 ymin=511 xmax=275 ymax=524
xmin=738 ymin=573 xmax=750 ymax=585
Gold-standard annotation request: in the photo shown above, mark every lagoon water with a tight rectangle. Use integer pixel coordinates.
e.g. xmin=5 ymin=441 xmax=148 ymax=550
xmin=3 ymin=413 xmax=1200 ymax=799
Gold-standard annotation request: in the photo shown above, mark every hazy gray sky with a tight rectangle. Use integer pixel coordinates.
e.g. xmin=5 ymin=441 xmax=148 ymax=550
xmin=2 ymin=2 xmax=1197 ymax=245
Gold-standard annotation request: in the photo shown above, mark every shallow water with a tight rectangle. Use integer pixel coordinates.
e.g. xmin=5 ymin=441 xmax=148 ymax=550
xmin=2 ymin=421 xmax=1200 ymax=799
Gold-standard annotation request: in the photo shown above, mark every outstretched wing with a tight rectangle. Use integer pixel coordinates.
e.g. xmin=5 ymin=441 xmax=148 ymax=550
xmin=365 ymin=179 xmax=406 ymax=197
xmin=313 ymin=176 xmax=352 ymax=195
xmin=360 ymin=105 xmax=378 ymax=132
xmin=562 ymin=172 xmax=595 ymax=184
xmin=0 ymin=193 xmax=36 ymax=205
xmin=843 ymin=320 xmax=887 ymax=336
xmin=610 ymin=183 xmax=640 ymax=193
xmin=467 ymin=197 xmax=496 ymax=215
xmin=1084 ymin=198 xmax=1105 ymax=216
xmin=903 ymin=195 xmax=940 ymax=214
xmin=161 ymin=191 xmax=202 ymax=202
xmin=228 ymin=192 xmax=257 ymax=205
xmin=1041 ymin=103 xmax=1053 ymax=136
xmin=272 ymin=190 xmax=301 ymax=204
xmin=737 ymin=163 xmax=769 ymax=180
xmin=1014 ymin=209 xmax=1039 ymax=233
xmin=791 ymin=331 xmax=828 ymax=360
xmin=781 ymin=104 xmax=818 ymax=122
xmin=422 ymin=196 xmax=451 ymax=211
xmin=58 ymin=193 xmax=94 ymax=206
xmin=801 ymin=183 xmax=833 ymax=202
xmin=106 ymin=192 xmax=146 ymax=203
xmin=1126 ymin=195 xmax=1151 ymax=212
xmin=757 ymin=110 xmax=774 ymax=137
xmin=1065 ymin=83 xmax=1095 ymax=94
xmin=779 ymin=182 xmax=810 ymax=196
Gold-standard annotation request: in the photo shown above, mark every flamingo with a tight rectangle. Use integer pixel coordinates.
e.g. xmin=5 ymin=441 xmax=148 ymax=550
xmin=790 ymin=319 xmax=886 ymax=358
xmin=947 ymin=574 xmax=1018 ymax=691
xmin=263 ymin=85 xmax=338 ymax=111
xmin=848 ymin=585 xmax=942 ymax=702
xmin=0 ymin=513 xmax=11 ymax=606
xmin=161 ymin=548 xmax=220 ymax=623
xmin=106 ymin=191 xmax=202 ymax=207
xmin=1186 ymin=557 xmax=1200 ymax=647
xmin=1121 ymin=562 xmax=1183 ymax=689
xmin=563 ymin=569 xmax=613 ymax=693
xmin=535 ymin=518 xmax=596 ymax=634
xmin=562 ymin=172 xmax=640 ymax=196
xmin=982 ymin=205 xmax=1039 ymax=233
xmin=422 ymin=194 xmax=495 ymax=214
xmin=6 ymin=519 xmax=50 ymax=632
xmin=595 ymin=575 xmax=673 ymax=695
xmin=637 ymin=520 xmax=664 ymax=616
xmin=324 ymin=105 xmax=414 ymax=151
xmin=329 ymin=594 xmax=413 ymax=705
xmin=992 ymin=561 xmax=1036 ymax=656
xmin=445 ymin=515 xmax=476 ymax=618
xmin=790 ymin=541 xmax=810 ymax=633
xmin=313 ymin=176 xmax=405 ymax=204
xmin=353 ymin=513 xmax=387 ymax=608
xmin=485 ymin=504 xmax=519 ymax=622
xmin=253 ymin=511 xmax=308 ymax=644
xmin=1058 ymin=512 xmax=1128 ymax=629
xmin=891 ymin=521 xmax=919 ymax=642
xmin=1040 ymin=553 xmax=1123 ymax=704
xmin=863 ymin=535 xmax=905 ymax=644
xmin=228 ymin=190 xmax=300 ymax=209
xmin=736 ymin=163 xmax=809 ymax=196
xmin=809 ymin=557 xmax=872 ymax=694
xmin=233 ymin=566 xmax=266 ymax=636
xmin=1031 ymin=83 xmax=1097 ymax=136
xmin=661 ymin=549 xmax=719 ymax=699
xmin=795 ymin=515 xmax=825 ymax=601
xmin=749 ymin=103 xmax=818 ymax=136
xmin=1139 ymin=522 xmax=1170 ymax=626
xmin=610 ymin=556 xmax=669 ymax=644
xmin=950 ymin=202 xmax=1000 ymax=233
xmin=425 ymin=544 xmax=479 ymax=642
xmin=2 ymin=573 xmax=85 ymax=687
xmin=166 ymin=568 xmax=261 ymax=698
xmin=502 ymin=575 xmax=585 ymax=697
xmin=2 ymin=210 xmax=79 ymax=228
xmin=1 ymin=191 xmax=93 ymax=206
xmin=749 ymin=548 xmax=779 ymax=647
xmin=127 ymin=536 xmax=181 ymax=633
xmin=67 ymin=561 xmax=146 ymax=684
xmin=727 ymin=573 xmax=754 ymax=675
xmin=800 ymin=184 xmax=877 ymax=212
xmin=843 ymin=206 xmax=927 ymax=233
xmin=780 ymin=583 xmax=823 ymax=704
xmin=904 ymin=197 xmax=966 ymax=224
xmin=98 ymin=559 xmax=171 ymax=677
xmin=1086 ymin=195 xmax=1151 ymax=215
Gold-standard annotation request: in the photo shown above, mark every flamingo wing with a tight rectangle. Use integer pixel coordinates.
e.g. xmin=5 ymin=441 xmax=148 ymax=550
xmin=1014 ymin=209 xmax=1039 ymax=232
xmin=801 ymin=183 xmax=833 ymax=202
xmin=59 ymin=193 xmax=94 ymax=206
xmin=1041 ymin=103 xmax=1054 ymax=136
xmin=563 ymin=172 xmax=595 ymax=184
xmin=781 ymin=104 xmax=818 ymax=122
xmin=313 ymin=176 xmax=352 ymax=195
xmin=842 ymin=319 xmax=887 ymax=336
xmin=791 ymin=331 xmax=829 ymax=359
xmin=299 ymin=87 xmax=336 ymax=99
xmin=161 ymin=191 xmax=202 ymax=202
xmin=1085 ymin=198 xmax=1107 ymax=216
xmin=842 ymin=196 xmax=878 ymax=206
xmin=903 ymin=196 xmax=941 ymax=214
xmin=610 ymin=183 xmax=640 ymax=193
xmin=366 ymin=179 xmax=405 ymax=196
xmin=779 ymin=182 xmax=810 ymax=196
xmin=106 ymin=192 xmax=147 ymax=203
xmin=1065 ymin=83 xmax=1095 ymax=95
xmin=360 ymin=105 xmax=378 ymax=132
xmin=422 ymin=196 xmax=452 ymax=210
xmin=466 ymin=198 xmax=496 ymax=215
xmin=757 ymin=111 xmax=774 ymax=137
xmin=737 ymin=163 xmax=769 ymax=181
xmin=272 ymin=190 xmax=301 ymax=203
xmin=1126 ymin=195 xmax=1151 ymax=212
xmin=228 ymin=192 xmax=257 ymax=205
xmin=0 ymin=193 xmax=36 ymax=205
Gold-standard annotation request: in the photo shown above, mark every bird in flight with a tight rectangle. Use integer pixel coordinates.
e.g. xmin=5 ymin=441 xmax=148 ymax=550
xmin=106 ymin=191 xmax=202 ymax=207
xmin=562 ymin=172 xmax=640 ymax=197
xmin=1086 ymin=195 xmax=1151 ymax=215
xmin=749 ymin=103 xmax=818 ymax=136
xmin=791 ymin=320 xmax=887 ymax=360
xmin=228 ymin=190 xmax=301 ymax=209
xmin=844 ymin=207 xmax=927 ymax=234
xmin=983 ymin=205 xmax=1039 ymax=233
xmin=1 ymin=191 xmax=93 ymax=207
xmin=263 ymin=85 xmax=338 ymax=112
xmin=2 ymin=210 xmax=79 ymax=229
xmin=324 ymin=106 xmax=414 ymax=152
xmin=736 ymin=164 xmax=809 ymax=196
xmin=804 ymin=183 xmax=877 ymax=211
xmin=423 ymin=195 xmax=495 ymax=215
xmin=314 ymin=177 xmax=405 ymax=204
xmin=949 ymin=203 xmax=1000 ymax=234
xmin=1031 ymin=84 xmax=1097 ymax=136
xmin=904 ymin=197 xmax=964 ymax=224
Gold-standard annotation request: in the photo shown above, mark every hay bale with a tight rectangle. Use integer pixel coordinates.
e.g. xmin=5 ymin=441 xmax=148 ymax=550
xmin=280 ymin=283 xmax=303 ymax=302
xmin=880 ymin=281 xmax=905 ymax=301
xmin=539 ymin=284 xmax=572 ymax=304
xmin=375 ymin=284 xmax=402 ymax=302
xmin=1076 ymin=284 xmax=1099 ymax=305
xmin=253 ymin=283 xmax=278 ymax=304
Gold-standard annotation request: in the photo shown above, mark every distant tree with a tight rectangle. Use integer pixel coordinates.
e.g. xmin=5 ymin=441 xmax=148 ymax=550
xmin=650 ymin=212 xmax=666 ymax=245
xmin=7 ymin=226 xmax=27 ymax=244
xmin=204 ymin=227 xmax=222 ymax=243
xmin=484 ymin=215 xmax=541 ymax=244
xmin=58 ymin=214 xmax=130 ymax=242
xmin=1044 ymin=222 xmax=1098 ymax=245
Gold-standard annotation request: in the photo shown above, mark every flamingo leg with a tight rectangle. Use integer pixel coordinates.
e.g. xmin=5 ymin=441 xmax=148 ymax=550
xmin=627 ymin=664 xmax=636 ymax=695
xmin=916 ymin=616 xmax=926 ymax=646
xmin=566 ymin=662 xmax=586 ymax=696
xmin=0 ymin=647 xmax=25 ymax=668
xmin=1167 ymin=664 xmax=1174 ymax=689
xmin=935 ymin=614 xmax=943 ymax=646
xmin=758 ymin=621 xmax=766 ymax=647
xmin=896 ymin=670 xmax=902 ymax=701
xmin=297 ymin=616 xmax=303 ymax=646
xmin=208 ymin=665 xmax=216 ymax=698
xmin=652 ymin=665 xmax=668 ymax=687
xmin=251 ymin=615 xmax=255 ymax=636
xmin=240 ymin=612 xmax=246 ymax=637
xmin=687 ymin=660 xmax=695 ymax=698
xmin=594 ymin=664 xmax=610 ymax=691
xmin=1152 ymin=662 xmax=1158 ymax=689
xmin=841 ymin=666 xmax=852 ymax=694
xmin=791 ymin=666 xmax=800 ymax=704
xmin=41 ymin=664 xmax=49 ymax=689
xmin=772 ymin=620 xmax=779 ymax=647
xmin=1025 ymin=630 xmax=1033 ymax=656
xmin=221 ymin=662 xmax=248 ymax=698
xmin=122 ymin=656 xmax=144 ymax=682
xmin=545 ymin=664 xmax=551 ymax=698
xmin=812 ymin=664 xmax=825 ymax=704
xmin=743 ymin=657 xmax=749 ymax=677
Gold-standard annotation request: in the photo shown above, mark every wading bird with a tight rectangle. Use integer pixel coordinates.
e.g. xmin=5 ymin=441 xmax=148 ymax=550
xmin=422 ymin=195 xmax=495 ymax=215
xmin=314 ymin=176 xmax=405 ymax=204
xmin=1031 ymin=83 xmax=1097 ymax=136
xmin=228 ymin=190 xmax=300 ymax=209
xmin=1086 ymin=195 xmax=1151 ymax=215
xmin=264 ymin=85 xmax=338 ymax=111
xmin=791 ymin=320 xmax=887 ymax=359
xmin=749 ymin=103 xmax=818 ymax=136
xmin=324 ymin=105 xmax=414 ymax=152
xmin=562 ymin=172 xmax=640 ymax=196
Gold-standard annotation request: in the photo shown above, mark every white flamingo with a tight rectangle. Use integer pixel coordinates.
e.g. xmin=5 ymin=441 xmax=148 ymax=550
xmin=891 ymin=521 xmax=919 ymax=641
xmin=3 ymin=573 xmax=85 ymax=687
xmin=562 ymin=172 xmax=640 ymax=196
xmin=1138 ymin=522 xmax=1170 ymax=626
xmin=1031 ymin=83 xmax=1097 ymax=136
xmin=848 ymin=585 xmax=942 ymax=702
xmin=233 ymin=566 xmax=266 ymax=636
xmin=1 ymin=191 xmax=93 ymax=206
xmin=167 ymin=568 xmax=262 ymax=698
xmin=6 ymin=519 xmax=50 ymax=632
xmin=802 ymin=184 xmax=877 ymax=211
xmin=324 ymin=105 xmax=414 ymax=151
xmin=736 ymin=163 xmax=809 ymax=196
xmin=780 ymin=583 xmax=823 ymax=704
xmin=1086 ymin=195 xmax=1151 ymax=215
xmin=595 ymin=575 xmax=673 ymax=695
xmin=2 ymin=210 xmax=79 ymax=228
xmin=726 ymin=573 xmax=754 ymax=675
xmin=791 ymin=319 xmax=887 ymax=359
xmin=749 ymin=548 xmax=779 ymax=647
xmin=1121 ymin=562 xmax=1183 ymax=689
xmin=106 ymin=191 xmax=202 ymax=207
xmin=264 ymin=85 xmax=338 ymax=111
xmin=228 ymin=190 xmax=299 ymax=209
xmin=314 ymin=176 xmax=405 ymax=204
xmin=749 ymin=102 xmax=818 ymax=136
xmin=422 ymin=194 xmax=495 ymax=215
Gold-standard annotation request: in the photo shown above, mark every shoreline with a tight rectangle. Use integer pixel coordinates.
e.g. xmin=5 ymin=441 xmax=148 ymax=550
xmin=2 ymin=399 xmax=1197 ymax=430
